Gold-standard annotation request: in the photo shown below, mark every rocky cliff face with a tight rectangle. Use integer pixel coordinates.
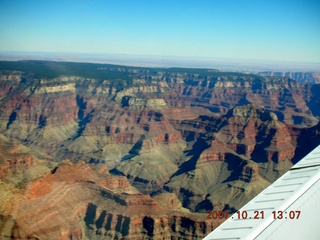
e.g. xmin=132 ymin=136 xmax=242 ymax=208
xmin=0 ymin=158 xmax=216 ymax=239
xmin=0 ymin=133 xmax=54 ymax=186
xmin=165 ymin=105 xmax=311 ymax=211
xmin=0 ymin=62 xmax=319 ymax=239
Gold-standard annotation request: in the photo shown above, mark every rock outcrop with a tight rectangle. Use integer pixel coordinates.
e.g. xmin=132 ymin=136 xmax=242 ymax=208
xmin=0 ymin=62 xmax=320 ymax=239
xmin=0 ymin=159 xmax=216 ymax=239
xmin=165 ymin=105 xmax=317 ymax=211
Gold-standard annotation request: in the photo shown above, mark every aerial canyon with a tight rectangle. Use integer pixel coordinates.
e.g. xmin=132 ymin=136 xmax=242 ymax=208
xmin=0 ymin=61 xmax=319 ymax=239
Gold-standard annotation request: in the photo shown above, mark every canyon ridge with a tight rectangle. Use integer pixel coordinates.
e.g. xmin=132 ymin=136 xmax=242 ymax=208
xmin=0 ymin=60 xmax=319 ymax=239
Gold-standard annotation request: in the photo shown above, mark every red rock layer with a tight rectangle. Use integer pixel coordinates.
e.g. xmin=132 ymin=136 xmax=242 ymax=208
xmin=0 ymin=161 xmax=217 ymax=239
xmin=0 ymin=139 xmax=36 ymax=179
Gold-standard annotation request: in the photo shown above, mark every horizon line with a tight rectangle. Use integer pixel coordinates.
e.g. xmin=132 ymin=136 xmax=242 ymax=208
xmin=0 ymin=51 xmax=320 ymax=72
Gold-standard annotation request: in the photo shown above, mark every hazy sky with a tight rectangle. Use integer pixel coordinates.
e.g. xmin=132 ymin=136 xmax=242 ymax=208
xmin=0 ymin=0 xmax=319 ymax=63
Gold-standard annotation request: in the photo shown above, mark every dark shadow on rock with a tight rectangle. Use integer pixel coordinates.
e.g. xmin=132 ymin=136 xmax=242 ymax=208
xmin=223 ymin=204 xmax=238 ymax=214
xmin=38 ymin=114 xmax=47 ymax=128
xmin=76 ymin=95 xmax=87 ymax=120
xmin=251 ymin=127 xmax=276 ymax=163
xmin=181 ymin=217 xmax=195 ymax=231
xmin=73 ymin=109 xmax=94 ymax=139
xmin=195 ymin=199 xmax=213 ymax=212
xmin=6 ymin=111 xmax=17 ymax=129
xmin=121 ymin=96 xmax=131 ymax=108
xmin=115 ymin=215 xmax=123 ymax=232
xmin=121 ymin=135 xmax=145 ymax=161
xmin=109 ymin=168 xmax=126 ymax=176
xmin=100 ymin=189 xmax=126 ymax=206
xmin=105 ymin=214 xmax=113 ymax=231
xmin=222 ymin=153 xmax=246 ymax=183
xmin=95 ymin=210 xmax=106 ymax=229
xmin=84 ymin=203 xmax=97 ymax=227
xmin=236 ymin=94 xmax=250 ymax=106
xmin=292 ymin=122 xmax=320 ymax=164
xmin=172 ymin=133 xmax=213 ymax=177
xmin=142 ymin=216 xmax=154 ymax=237
xmin=178 ymin=188 xmax=194 ymax=209
xmin=121 ymin=217 xmax=130 ymax=236
xmin=307 ymin=84 xmax=320 ymax=117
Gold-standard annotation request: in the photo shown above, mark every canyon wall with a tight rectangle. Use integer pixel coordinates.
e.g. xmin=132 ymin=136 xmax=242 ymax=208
xmin=0 ymin=63 xmax=319 ymax=239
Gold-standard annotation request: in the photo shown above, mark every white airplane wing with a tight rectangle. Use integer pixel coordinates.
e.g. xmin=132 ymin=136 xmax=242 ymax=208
xmin=204 ymin=144 xmax=320 ymax=240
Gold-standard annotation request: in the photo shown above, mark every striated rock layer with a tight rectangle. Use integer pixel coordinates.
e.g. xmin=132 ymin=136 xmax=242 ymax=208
xmin=0 ymin=62 xmax=320 ymax=239
xmin=0 ymin=159 xmax=216 ymax=239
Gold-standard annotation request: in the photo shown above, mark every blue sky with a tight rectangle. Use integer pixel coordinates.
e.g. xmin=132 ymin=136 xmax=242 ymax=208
xmin=0 ymin=0 xmax=319 ymax=63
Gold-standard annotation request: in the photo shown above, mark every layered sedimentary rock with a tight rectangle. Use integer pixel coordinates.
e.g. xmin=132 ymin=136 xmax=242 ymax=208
xmin=164 ymin=106 xmax=300 ymax=211
xmin=0 ymin=67 xmax=319 ymax=163
xmin=0 ymin=159 xmax=216 ymax=239
xmin=0 ymin=62 xmax=320 ymax=239
xmin=0 ymin=133 xmax=54 ymax=186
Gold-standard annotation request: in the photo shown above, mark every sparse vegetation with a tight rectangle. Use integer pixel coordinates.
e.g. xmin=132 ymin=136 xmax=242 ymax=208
xmin=0 ymin=60 xmax=132 ymax=80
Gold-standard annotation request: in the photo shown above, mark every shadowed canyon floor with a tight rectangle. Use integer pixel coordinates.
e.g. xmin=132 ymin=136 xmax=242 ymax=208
xmin=0 ymin=61 xmax=319 ymax=239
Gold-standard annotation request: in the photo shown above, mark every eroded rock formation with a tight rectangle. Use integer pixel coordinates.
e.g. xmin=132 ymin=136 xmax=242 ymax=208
xmin=0 ymin=62 xmax=319 ymax=239
xmin=0 ymin=157 xmax=216 ymax=239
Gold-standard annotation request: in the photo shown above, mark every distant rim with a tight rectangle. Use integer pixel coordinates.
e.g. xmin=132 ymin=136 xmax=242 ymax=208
xmin=0 ymin=51 xmax=319 ymax=73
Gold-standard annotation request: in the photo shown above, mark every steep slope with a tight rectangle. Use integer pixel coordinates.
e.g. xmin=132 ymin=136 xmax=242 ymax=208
xmin=164 ymin=105 xmax=320 ymax=212
xmin=0 ymin=62 xmax=320 ymax=239
xmin=0 ymin=133 xmax=55 ymax=187
xmin=0 ymin=159 xmax=216 ymax=239
xmin=0 ymin=68 xmax=319 ymax=166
